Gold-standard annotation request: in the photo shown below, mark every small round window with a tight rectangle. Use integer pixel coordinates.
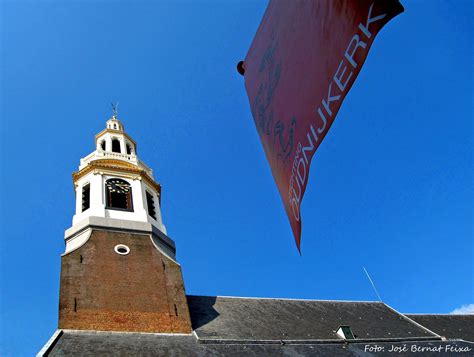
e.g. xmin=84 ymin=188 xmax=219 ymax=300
xmin=114 ymin=244 xmax=130 ymax=255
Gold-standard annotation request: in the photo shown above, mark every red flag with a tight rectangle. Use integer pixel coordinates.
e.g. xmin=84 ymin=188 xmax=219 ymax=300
xmin=242 ymin=0 xmax=404 ymax=251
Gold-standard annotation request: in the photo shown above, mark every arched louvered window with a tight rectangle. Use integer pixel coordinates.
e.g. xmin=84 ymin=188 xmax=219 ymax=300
xmin=112 ymin=138 xmax=121 ymax=153
xmin=146 ymin=191 xmax=156 ymax=220
xmin=105 ymin=178 xmax=133 ymax=211
xmin=82 ymin=183 xmax=90 ymax=212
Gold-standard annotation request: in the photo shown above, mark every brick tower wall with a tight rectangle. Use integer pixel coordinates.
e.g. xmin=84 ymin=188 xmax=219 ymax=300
xmin=58 ymin=230 xmax=192 ymax=333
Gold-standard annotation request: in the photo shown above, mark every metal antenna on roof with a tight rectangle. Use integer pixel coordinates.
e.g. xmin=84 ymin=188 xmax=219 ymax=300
xmin=363 ymin=267 xmax=383 ymax=302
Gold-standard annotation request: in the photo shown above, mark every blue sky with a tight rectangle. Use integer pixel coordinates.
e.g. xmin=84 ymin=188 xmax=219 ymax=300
xmin=0 ymin=0 xmax=472 ymax=355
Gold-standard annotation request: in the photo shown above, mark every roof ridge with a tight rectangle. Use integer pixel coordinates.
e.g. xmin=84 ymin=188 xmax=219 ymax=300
xmin=187 ymin=294 xmax=381 ymax=303
xmin=405 ymin=313 xmax=474 ymax=316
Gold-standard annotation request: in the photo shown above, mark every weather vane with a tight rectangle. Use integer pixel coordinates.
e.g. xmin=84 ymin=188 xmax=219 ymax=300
xmin=111 ymin=102 xmax=119 ymax=118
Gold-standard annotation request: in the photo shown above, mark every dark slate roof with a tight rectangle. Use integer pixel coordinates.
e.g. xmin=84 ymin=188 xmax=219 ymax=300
xmin=41 ymin=296 xmax=474 ymax=356
xmin=406 ymin=314 xmax=474 ymax=342
xmin=43 ymin=330 xmax=474 ymax=357
xmin=187 ymin=295 xmax=438 ymax=342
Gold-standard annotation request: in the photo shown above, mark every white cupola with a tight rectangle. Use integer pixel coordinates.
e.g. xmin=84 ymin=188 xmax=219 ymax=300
xmin=67 ymin=114 xmax=168 ymax=251
xmin=94 ymin=116 xmax=136 ymax=156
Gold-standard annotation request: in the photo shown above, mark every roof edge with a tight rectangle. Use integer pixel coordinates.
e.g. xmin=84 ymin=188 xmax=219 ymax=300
xmin=195 ymin=336 xmax=442 ymax=345
xmin=36 ymin=329 xmax=63 ymax=357
xmin=383 ymin=303 xmax=443 ymax=339
xmin=60 ymin=329 xmax=193 ymax=336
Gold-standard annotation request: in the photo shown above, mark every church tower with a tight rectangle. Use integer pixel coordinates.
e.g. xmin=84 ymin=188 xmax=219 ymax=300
xmin=58 ymin=113 xmax=192 ymax=333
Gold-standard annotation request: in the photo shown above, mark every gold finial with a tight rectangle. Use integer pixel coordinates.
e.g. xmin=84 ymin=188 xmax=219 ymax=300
xmin=111 ymin=102 xmax=119 ymax=118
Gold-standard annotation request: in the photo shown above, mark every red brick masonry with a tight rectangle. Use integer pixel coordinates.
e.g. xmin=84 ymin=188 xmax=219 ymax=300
xmin=59 ymin=230 xmax=192 ymax=333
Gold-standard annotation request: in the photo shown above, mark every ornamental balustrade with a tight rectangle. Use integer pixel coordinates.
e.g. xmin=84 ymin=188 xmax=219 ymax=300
xmin=79 ymin=150 xmax=153 ymax=176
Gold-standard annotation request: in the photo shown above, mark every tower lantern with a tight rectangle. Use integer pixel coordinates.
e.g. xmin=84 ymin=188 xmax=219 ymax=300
xmin=59 ymin=113 xmax=191 ymax=333
xmin=72 ymin=115 xmax=163 ymax=235
xmin=96 ymin=117 xmax=132 ymax=153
